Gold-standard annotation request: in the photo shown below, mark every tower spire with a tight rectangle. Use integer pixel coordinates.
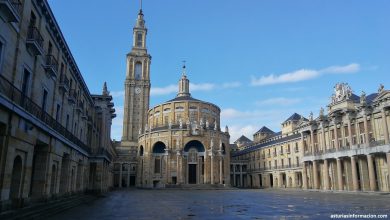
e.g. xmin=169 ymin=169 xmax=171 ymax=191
xmin=177 ymin=63 xmax=191 ymax=97
xmin=139 ymin=0 xmax=143 ymax=14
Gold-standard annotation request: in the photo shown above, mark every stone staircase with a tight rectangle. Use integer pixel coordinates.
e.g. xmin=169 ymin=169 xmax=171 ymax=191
xmin=0 ymin=194 xmax=98 ymax=220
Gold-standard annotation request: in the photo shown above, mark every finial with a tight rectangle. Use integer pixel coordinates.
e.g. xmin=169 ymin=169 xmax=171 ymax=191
xmin=139 ymin=0 xmax=143 ymax=14
xmin=102 ymin=82 xmax=109 ymax=95
xmin=182 ymin=60 xmax=186 ymax=76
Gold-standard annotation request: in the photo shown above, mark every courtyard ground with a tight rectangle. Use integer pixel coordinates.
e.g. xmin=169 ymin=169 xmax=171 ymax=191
xmin=47 ymin=189 xmax=390 ymax=219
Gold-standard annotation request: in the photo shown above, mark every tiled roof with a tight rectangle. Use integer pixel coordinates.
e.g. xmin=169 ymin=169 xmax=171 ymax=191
xmin=235 ymin=135 xmax=252 ymax=143
xmin=255 ymin=126 xmax=274 ymax=134
xmin=283 ymin=113 xmax=304 ymax=123
xmin=231 ymin=133 xmax=300 ymax=157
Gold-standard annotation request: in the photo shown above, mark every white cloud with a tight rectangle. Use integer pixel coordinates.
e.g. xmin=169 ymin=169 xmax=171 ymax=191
xmin=251 ymin=63 xmax=360 ymax=86
xmin=256 ymin=97 xmax=301 ymax=106
xmin=228 ymin=125 xmax=257 ymax=143
xmin=111 ymin=105 xmax=124 ymax=141
xmin=320 ymin=63 xmax=360 ymax=74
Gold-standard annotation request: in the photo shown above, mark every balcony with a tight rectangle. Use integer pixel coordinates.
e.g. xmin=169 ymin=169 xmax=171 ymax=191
xmin=68 ymin=89 xmax=77 ymax=104
xmin=26 ymin=27 xmax=44 ymax=56
xmin=75 ymin=101 xmax=83 ymax=113
xmin=43 ymin=55 xmax=58 ymax=78
xmin=58 ymin=74 xmax=70 ymax=93
xmin=0 ymin=74 xmax=90 ymax=154
xmin=0 ymin=0 xmax=22 ymax=22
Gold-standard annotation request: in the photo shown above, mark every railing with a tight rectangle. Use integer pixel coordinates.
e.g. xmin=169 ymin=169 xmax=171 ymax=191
xmin=247 ymin=164 xmax=302 ymax=172
xmin=68 ymin=89 xmax=77 ymax=103
xmin=10 ymin=0 xmax=22 ymax=15
xmin=0 ymin=74 xmax=90 ymax=153
xmin=59 ymin=74 xmax=70 ymax=88
xmin=27 ymin=26 xmax=44 ymax=49
xmin=304 ymin=139 xmax=387 ymax=157
xmin=45 ymin=55 xmax=58 ymax=71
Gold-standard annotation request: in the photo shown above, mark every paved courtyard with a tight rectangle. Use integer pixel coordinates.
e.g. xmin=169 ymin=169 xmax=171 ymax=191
xmin=48 ymin=189 xmax=390 ymax=219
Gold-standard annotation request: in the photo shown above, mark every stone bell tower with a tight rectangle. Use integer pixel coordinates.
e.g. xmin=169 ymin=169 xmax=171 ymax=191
xmin=121 ymin=8 xmax=151 ymax=148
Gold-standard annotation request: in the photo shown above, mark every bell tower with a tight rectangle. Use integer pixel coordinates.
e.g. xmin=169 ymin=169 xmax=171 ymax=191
xmin=122 ymin=8 xmax=151 ymax=147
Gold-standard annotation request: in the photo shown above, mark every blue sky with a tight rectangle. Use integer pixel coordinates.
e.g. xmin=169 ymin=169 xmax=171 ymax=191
xmin=48 ymin=0 xmax=390 ymax=142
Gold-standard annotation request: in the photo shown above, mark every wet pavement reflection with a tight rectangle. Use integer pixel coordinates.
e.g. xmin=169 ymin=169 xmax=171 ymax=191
xmin=48 ymin=189 xmax=390 ymax=219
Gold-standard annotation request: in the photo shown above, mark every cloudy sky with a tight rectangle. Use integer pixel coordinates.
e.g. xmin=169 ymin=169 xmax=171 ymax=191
xmin=48 ymin=0 xmax=390 ymax=142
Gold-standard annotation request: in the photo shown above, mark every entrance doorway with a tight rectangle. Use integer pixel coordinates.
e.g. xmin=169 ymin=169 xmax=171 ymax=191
xmin=188 ymin=164 xmax=197 ymax=184
xmin=270 ymin=174 xmax=274 ymax=187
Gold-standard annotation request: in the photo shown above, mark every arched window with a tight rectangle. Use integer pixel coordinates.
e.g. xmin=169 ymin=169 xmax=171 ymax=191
xmin=10 ymin=156 xmax=23 ymax=199
xmin=139 ymin=146 xmax=144 ymax=156
xmin=136 ymin=32 xmax=143 ymax=47
xmin=135 ymin=62 xmax=142 ymax=80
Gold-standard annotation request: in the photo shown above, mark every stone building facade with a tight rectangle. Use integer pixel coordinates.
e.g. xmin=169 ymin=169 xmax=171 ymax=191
xmin=114 ymin=9 xmax=230 ymax=188
xmin=232 ymin=83 xmax=390 ymax=192
xmin=231 ymin=114 xmax=304 ymax=188
xmin=0 ymin=0 xmax=116 ymax=211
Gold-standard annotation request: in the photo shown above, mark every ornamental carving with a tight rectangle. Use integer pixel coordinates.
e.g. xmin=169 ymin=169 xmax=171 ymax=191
xmin=331 ymin=83 xmax=353 ymax=104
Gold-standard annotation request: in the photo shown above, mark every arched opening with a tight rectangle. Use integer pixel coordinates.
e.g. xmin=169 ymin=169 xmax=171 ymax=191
xmin=152 ymin=141 xmax=166 ymax=153
xmin=288 ymin=177 xmax=292 ymax=188
xmin=76 ymin=161 xmax=82 ymax=191
xmin=70 ymin=168 xmax=74 ymax=192
xmin=184 ymin=140 xmax=205 ymax=152
xmin=139 ymin=145 xmax=144 ymax=156
xmin=135 ymin=62 xmax=142 ymax=80
xmin=269 ymin=174 xmax=274 ymax=188
xmin=10 ymin=156 xmax=23 ymax=199
xmin=59 ymin=154 xmax=70 ymax=194
xmin=50 ymin=164 xmax=57 ymax=195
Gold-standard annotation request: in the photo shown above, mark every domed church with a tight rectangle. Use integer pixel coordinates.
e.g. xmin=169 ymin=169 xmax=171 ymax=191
xmin=137 ymin=66 xmax=231 ymax=188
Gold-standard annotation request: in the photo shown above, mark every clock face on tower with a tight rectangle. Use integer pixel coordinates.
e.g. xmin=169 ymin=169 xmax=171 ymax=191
xmin=135 ymin=87 xmax=141 ymax=94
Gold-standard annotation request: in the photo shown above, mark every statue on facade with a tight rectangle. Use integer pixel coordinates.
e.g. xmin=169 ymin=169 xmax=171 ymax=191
xmin=139 ymin=128 xmax=142 ymax=135
xmin=225 ymin=125 xmax=229 ymax=133
xmin=331 ymin=83 xmax=353 ymax=103
xmin=200 ymin=118 xmax=204 ymax=127
xmin=145 ymin=123 xmax=148 ymax=132
xmin=378 ymin=84 xmax=384 ymax=93
xmin=206 ymin=119 xmax=209 ymax=128
xmin=179 ymin=118 xmax=183 ymax=129
xmin=360 ymin=91 xmax=366 ymax=105
xmin=168 ymin=119 xmax=172 ymax=129
xmin=319 ymin=107 xmax=324 ymax=118
xmin=214 ymin=121 xmax=217 ymax=130
xmin=309 ymin=112 xmax=313 ymax=121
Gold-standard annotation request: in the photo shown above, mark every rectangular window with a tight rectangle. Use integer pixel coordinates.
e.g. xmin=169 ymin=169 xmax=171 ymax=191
xmin=55 ymin=104 xmax=61 ymax=121
xmin=66 ymin=114 xmax=69 ymax=129
xmin=48 ymin=41 xmax=52 ymax=55
xmin=41 ymin=90 xmax=48 ymax=112
xmin=154 ymin=158 xmax=161 ymax=173
xmin=0 ymin=41 xmax=3 ymax=70
xmin=137 ymin=32 xmax=143 ymax=47
xmin=21 ymin=69 xmax=30 ymax=96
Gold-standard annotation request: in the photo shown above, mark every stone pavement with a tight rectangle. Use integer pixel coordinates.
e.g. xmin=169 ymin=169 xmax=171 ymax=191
xmin=46 ymin=189 xmax=390 ymax=219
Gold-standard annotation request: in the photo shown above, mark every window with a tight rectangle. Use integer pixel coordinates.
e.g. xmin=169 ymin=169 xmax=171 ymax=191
xmin=21 ymin=69 xmax=31 ymax=96
xmin=29 ymin=11 xmax=36 ymax=27
xmin=41 ymin=90 xmax=48 ymax=112
xmin=48 ymin=41 xmax=52 ymax=55
xmin=65 ymin=114 xmax=70 ymax=129
xmin=154 ymin=158 xmax=161 ymax=173
xmin=135 ymin=62 xmax=142 ymax=80
xmin=0 ymin=41 xmax=3 ymax=70
xmin=55 ymin=104 xmax=61 ymax=121
xmin=136 ymin=32 xmax=143 ymax=47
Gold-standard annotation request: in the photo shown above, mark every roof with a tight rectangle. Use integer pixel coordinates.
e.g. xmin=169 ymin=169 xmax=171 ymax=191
xmin=366 ymin=93 xmax=378 ymax=104
xmin=166 ymin=96 xmax=202 ymax=102
xmin=232 ymin=133 xmax=301 ymax=157
xmin=255 ymin=126 xmax=274 ymax=134
xmin=235 ymin=135 xmax=252 ymax=143
xmin=283 ymin=113 xmax=304 ymax=123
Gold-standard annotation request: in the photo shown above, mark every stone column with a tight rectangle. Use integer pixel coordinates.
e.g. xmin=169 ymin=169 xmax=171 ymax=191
xmin=336 ymin=158 xmax=343 ymax=190
xmin=204 ymin=152 xmax=208 ymax=184
xmin=176 ymin=152 xmax=180 ymax=185
xmin=347 ymin=119 xmax=353 ymax=147
xmin=302 ymin=162 xmax=308 ymax=189
xmin=351 ymin=156 xmax=359 ymax=191
xmin=324 ymin=159 xmax=329 ymax=190
xmin=240 ymin=165 xmax=243 ymax=187
xmin=382 ymin=110 xmax=389 ymax=144
xmin=233 ymin=164 xmax=236 ymax=186
xmin=119 ymin=163 xmax=122 ymax=188
xmin=313 ymin=160 xmax=319 ymax=189
xmin=127 ymin=164 xmax=130 ymax=187
xmin=320 ymin=128 xmax=326 ymax=152
xmin=334 ymin=125 xmax=339 ymax=150
xmin=310 ymin=130 xmax=315 ymax=153
xmin=363 ymin=114 xmax=369 ymax=144
xmin=367 ymin=154 xmax=377 ymax=191
xmin=165 ymin=149 xmax=169 ymax=184
xmin=210 ymin=154 xmax=214 ymax=184
xmin=219 ymin=157 xmax=223 ymax=184
xmin=300 ymin=132 xmax=305 ymax=153
xmin=387 ymin=153 xmax=390 ymax=191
